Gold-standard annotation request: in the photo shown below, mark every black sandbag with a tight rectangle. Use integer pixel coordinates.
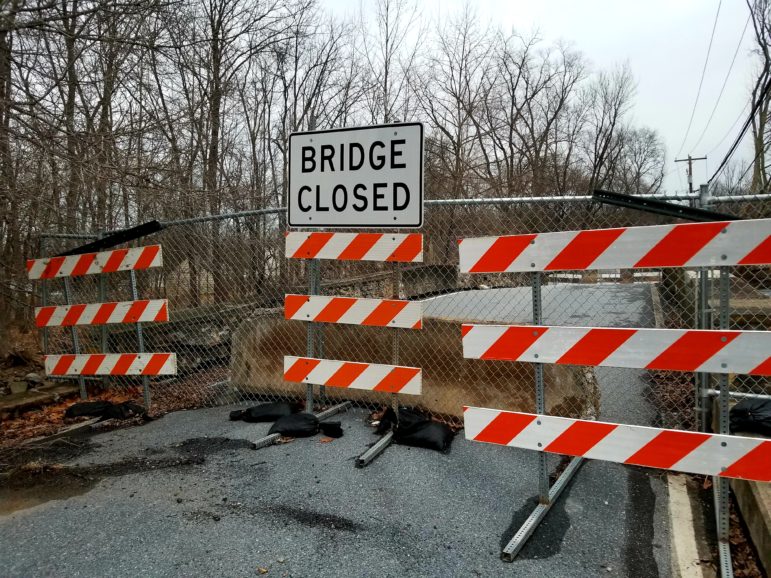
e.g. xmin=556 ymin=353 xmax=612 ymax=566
xmin=375 ymin=406 xmax=428 ymax=435
xmin=230 ymin=402 xmax=297 ymax=423
xmin=376 ymin=406 xmax=456 ymax=453
xmin=395 ymin=421 xmax=455 ymax=453
xmin=65 ymin=400 xmax=114 ymax=418
xmin=730 ymin=398 xmax=771 ymax=436
xmin=102 ymin=401 xmax=147 ymax=420
xmin=268 ymin=413 xmax=320 ymax=437
xmin=64 ymin=400 xmax=147 ymax=421
xmin=319 ymin=421 xmax=344 ymax=438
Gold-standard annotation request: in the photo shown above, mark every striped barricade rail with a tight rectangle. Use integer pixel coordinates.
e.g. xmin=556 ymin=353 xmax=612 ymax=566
xmin=459 ymin=218 xmax=770 ymax=273
xmin=286 ymin=232 xmax=423 ymax=262
xmin=285 ymin=295 xmax=422 ymax=329
xmin=461 ymin=325 xmax=771 ymax=375
xmin=463 ymin=407 xmax=771 ymax=483
xmin=284 ymin=356 xmax=422 ymax=395
xmin=35 ymin=299 xmax=169 ymax=327
xmin=27 ymin=245 xmax=163 ymax=279
xmin=45 ymin=353 xmax=177 ymax=376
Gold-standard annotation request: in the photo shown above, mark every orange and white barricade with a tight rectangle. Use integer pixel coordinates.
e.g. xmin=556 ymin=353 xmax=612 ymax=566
xmin=457 ymin=218 xmax=771 ymax=564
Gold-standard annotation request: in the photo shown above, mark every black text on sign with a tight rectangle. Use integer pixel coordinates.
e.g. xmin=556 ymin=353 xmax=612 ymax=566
xmin=288 ymin=123 xmax=423 ymax=228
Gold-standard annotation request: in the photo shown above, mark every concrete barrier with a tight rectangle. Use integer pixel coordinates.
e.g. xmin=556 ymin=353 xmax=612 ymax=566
xmin=231 ymin=310 xmax=595 ymax=420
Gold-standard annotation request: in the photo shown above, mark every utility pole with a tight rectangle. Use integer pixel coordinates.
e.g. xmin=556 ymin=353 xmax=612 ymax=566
xmin=675 ymin=154 xmax=707 ymax=196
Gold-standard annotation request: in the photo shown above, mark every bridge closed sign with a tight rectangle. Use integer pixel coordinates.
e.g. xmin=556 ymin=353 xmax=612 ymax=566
xmin=288 ymin=123 xmax=423 ymax=228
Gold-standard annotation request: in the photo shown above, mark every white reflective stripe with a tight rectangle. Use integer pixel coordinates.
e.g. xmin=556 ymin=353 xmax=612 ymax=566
xmin=601 ymin=329 xmax=679 ymax=368
xmin=509 ymin=415 xmax=572 ymax=450
xmin=303 ymin=359 xmax=342 ymax=384
xmin=284 ymin=356 xmax=421 ymax=393
xmin=391 ymin=302 xmax=422 ymax=327
xmin=66 ymin=355 xmax=92 ymax=374
xmin=28 ymin=246 xmax=163 ymax=279
xmin=459 ymin=237 xmax=497 ymax=273
xmin=696 ymin=332 xmax=771 ymax=374
xmin=464 ymin=325 xmax=770 ymax=375
xmin=354 ymin=364 xmax=394 ymax=390
xmin=462 ymin=325 xmax=510 ymax=359
xmin=35 ymin=300 xmax=167 ymax=326
xmin=590 ymin=225 xmax=671 ymax=270
xmin=57 ymin=256 xmax=80 ymax=277
xmin=519 ymin=327 xmax=590 ymax=363
xmin=27 ymin=260 xmax=47 ymax=279
xmin=44 ymin=353 xmax=176 ymax=375
xmin=685 ymin=220 xmax=769 ymax=267
xmin=458 ymin=219 xmax=771 ymax=272
xmin=508 ymin=230 xmax=580 ymax=272
xmin=400 ymin=372 xmax=422 ymax=395
xmin=338 ymin=301 xmax=374 ymax=325
xmin=291 ymin=297 xmax=332 ymax=320
xmin=582 ymin=424 xmax=659 ymax=463
xmin=46 ymin=307 xmax=69 ymax=326
xmin=286 ymin=233 xmax=422 ymax=262
xmin=672 ymin=434 xmax=763 ymax=477
xmin=462 ymin=406 xmax=501 ymax=440
xmin=285 ymin=232 xmax=311 ymax=257
xmin=286 ymin=296 xmax=421 ymax=328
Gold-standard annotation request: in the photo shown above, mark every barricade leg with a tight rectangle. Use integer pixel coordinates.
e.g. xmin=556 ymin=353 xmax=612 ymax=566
xmin=356 ymin=430 xmax=394 ymax=468
xmin=501 ymin=456 xmax=584 ymax=561
xmin=357 ymin=262 xmax=403 ymax=468
xmin=500 ymin=271 xmax=579 ymax=561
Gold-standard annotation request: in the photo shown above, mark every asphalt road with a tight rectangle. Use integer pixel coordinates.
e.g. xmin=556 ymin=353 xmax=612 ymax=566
xmin=425 ymin=283 xmax=658 ymax=425
xmin=1 ymin=282 xmax=671 ymax=577
xmin=0 ymin=406 xmax=670 ymax=577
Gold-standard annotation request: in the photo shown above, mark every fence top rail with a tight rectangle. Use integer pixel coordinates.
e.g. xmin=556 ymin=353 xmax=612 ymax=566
xmin=459 ymin=218 xmax=770 ymax=273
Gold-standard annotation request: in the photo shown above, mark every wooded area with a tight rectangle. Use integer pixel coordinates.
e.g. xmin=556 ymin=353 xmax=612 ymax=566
xmin=0 ymin=0 xmax=768 ymax=338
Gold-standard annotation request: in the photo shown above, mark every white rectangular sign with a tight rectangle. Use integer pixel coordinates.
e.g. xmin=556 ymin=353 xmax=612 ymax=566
xmin=288 ymin=123 xmax=424 ymax=228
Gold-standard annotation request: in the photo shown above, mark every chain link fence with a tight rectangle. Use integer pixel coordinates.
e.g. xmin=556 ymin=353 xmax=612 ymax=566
xmin=16 ymin=193 xmax=771 ymax=445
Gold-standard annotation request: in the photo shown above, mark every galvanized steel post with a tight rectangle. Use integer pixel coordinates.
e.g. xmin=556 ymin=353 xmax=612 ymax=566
xmin=715 ymin=265 xmax=733 ymax=578
xmin=306 ymin=259 xmax=320 ymax=412
xmin=62 ymin=278 xmax=87 ymax=400
xmin=130 ymin=270 xmax=151 ymax=409
xmin=532 ymin=271 xmax=549 ymax=503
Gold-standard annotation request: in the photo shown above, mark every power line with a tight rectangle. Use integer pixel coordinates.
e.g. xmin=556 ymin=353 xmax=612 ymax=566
xmin=675 ymin=0 xmax=723 ymax=158
xmin=707 ymin=102 xmax=749 ymax=156
xmin=690 ymin=15 xmax=750 ymax=152
xmin=707 ymin=73 xmax=771 ymax=185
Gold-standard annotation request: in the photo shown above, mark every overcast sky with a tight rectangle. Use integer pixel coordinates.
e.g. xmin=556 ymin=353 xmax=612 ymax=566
xmin=321 ymin=0 xmax=757 ymax=195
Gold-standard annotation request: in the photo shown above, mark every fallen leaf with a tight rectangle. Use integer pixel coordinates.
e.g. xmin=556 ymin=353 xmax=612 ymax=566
xmin=257 ymin=568 xmax=268 ymax=575
xmin=319 ymin=437 xmax=334 ymax=443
